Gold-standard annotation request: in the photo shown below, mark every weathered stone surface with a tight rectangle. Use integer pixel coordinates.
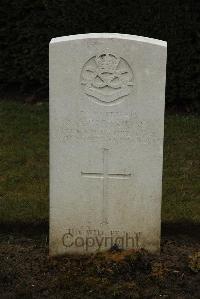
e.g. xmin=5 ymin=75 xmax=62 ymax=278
xmin=49 ymin=33 xmax=167 ymax=255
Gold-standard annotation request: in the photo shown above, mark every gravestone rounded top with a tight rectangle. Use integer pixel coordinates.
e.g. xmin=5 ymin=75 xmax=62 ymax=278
xmin=50 ymin=33 xmax=167 ymax=47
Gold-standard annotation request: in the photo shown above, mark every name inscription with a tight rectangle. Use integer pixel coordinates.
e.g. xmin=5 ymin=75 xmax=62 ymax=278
xmin=58 ymin=111 xmax=161 ymax=145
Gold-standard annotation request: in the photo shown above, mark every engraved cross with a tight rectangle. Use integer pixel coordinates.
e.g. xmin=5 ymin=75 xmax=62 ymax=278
xmin=81 ymin=148 xmax=131 ymax=224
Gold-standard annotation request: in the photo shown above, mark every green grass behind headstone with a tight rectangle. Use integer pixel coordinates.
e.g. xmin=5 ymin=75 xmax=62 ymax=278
xmin=0 ymin=101 xmax=48 ymax=223
xmin=162 ymin=114 xmax=200 ymax=223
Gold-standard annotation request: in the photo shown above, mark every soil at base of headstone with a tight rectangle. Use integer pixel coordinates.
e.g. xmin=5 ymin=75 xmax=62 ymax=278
xmin=0 ymin=224 xmax=199 ymax=299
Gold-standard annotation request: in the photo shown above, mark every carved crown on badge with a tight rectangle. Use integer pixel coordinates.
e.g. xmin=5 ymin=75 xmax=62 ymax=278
xmin=95 ymin=52 xmax=120 ymax=73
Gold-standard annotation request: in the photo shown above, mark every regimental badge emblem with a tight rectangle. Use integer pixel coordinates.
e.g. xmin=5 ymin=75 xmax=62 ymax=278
xmin=80 ymin=51 xmax=134 ymax=105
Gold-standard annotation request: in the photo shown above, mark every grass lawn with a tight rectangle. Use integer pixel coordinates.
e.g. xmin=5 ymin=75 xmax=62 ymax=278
xmin=0 ymin=100 xmax=199 ymax=224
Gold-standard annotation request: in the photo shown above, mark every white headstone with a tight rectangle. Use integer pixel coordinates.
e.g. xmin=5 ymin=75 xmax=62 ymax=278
xmin=49 ymin=33 xmax=167 ymax=255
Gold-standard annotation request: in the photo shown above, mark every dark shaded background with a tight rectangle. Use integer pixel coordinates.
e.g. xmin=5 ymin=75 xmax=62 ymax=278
xmin=0 ymin=0 xmax=199 ymax=112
